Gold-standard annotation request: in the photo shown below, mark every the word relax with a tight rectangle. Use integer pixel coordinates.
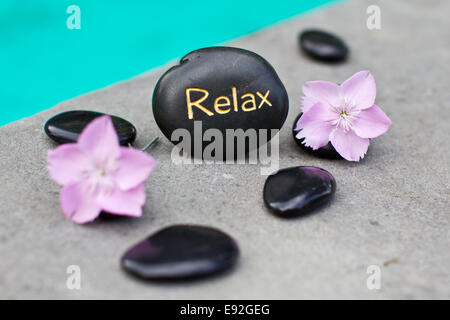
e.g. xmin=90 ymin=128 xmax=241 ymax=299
xmin=186 ymin=87 xmax=272 ymax=119
xmin=171 ymin=121 xmax=279 ymax=175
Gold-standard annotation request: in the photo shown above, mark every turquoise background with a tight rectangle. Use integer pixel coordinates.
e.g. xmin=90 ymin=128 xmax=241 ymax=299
xmin=0 ymin=0 xmax=338 ymax=126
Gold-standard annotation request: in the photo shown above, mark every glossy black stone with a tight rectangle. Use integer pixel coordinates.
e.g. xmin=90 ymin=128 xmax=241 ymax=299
xmin=152 ymin=47 xmax=289 ymax=157
xmin=121 ymin=225 xmax=239 ymax=280
xmin=292 ymin=113 xmax=342 ymax=159
xmin=263 ymin=166 xmax=336 ymax=218
xmin=44 ymin=110 xmax=136 ymax=146
xmin=299 ymin=29 xmax=349 ymax=62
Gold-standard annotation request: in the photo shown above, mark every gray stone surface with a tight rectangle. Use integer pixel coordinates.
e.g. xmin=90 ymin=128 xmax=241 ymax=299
xmin=1 ymin=0 xmax=449 ymax=299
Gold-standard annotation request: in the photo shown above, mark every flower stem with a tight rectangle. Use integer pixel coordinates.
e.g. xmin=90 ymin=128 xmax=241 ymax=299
xmin=128 ymin=137 xmax=159 ymax=152
xmin=140 ymin=137 xmax=159 ymax=152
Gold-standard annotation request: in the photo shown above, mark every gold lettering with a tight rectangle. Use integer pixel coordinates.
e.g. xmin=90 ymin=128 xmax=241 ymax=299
xmin=232 ymin=86 xmax=238 ymax=112
xmin=214 ymin=96 xmax=231 ymax=114
xmin=186 ymin=88 xmax=213 ymax=119
xmin=257 ymin=90 xmax=272 ymax=108
xmin=241 ymin=93 xmax=256 ymax=111
xmin=185 ymin=87 xmax=272 ymax=119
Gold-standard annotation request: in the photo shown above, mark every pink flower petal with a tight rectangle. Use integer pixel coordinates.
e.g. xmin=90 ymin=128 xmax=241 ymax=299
xmin=340 ymin=71 xmax=376 ymax=110
xmin=47 ymin=143 xmax=87 ymax=186
xmin=78 ymin=115 xmax=121 ymax=161
xmin=47 ymin=114 xmax=157 ymax=224
xmin=115 ymin=147 xmax=157 ymax=190
xmin=97 ymin=184 xmax=146 ymax=217
xmin=301 ymin=95 xmax=319 ymax=113
xmin=302 ymin=81 xmax=340 ymax=111
xmin=352 ymin=104 xmax=392 ymax=138
xmin=330 ymin=128 xmax=370 ymax=161
xmin=295 ymin=103 xmax=336 ymax=149
xmin=60 ymin=182 xmax=101 ymax=224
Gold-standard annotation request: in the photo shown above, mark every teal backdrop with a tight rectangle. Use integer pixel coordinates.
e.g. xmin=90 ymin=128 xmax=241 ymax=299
xmin=0 ymin=0 xmax=339 ymax=126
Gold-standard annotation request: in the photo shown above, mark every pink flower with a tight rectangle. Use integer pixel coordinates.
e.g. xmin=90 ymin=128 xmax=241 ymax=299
xmin=295 ymin=71 xmax=392 ymax=161
xmin=47 ymin=116 xmax=156 ymax=224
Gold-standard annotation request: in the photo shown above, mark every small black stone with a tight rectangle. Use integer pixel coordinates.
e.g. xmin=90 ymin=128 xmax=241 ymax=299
xmin=292 ymin=113 xmax=342 ymax=159
xmin=263 ymin=166 xmax=336 ymax=218
xmin=121 ymin=225 xmax=239 ymax=280
xmin=152 ymin=46 xmax=289 ymax=157
xmin=44 ymin=110 xmax=137 ymax=146
xmin=299 ymin=29 xmax=349 ymax=62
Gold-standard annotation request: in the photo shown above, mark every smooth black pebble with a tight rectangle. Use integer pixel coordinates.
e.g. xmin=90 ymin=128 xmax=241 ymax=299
xmin=293 ymin=113 xmax=341 ymax=159
xmin=152 ymin=46 xmax=289 ymax=157
xmin=264 ymin=166 xmax=336 ymax=218
xmin=121 ymin=225 xmax=239 ymax=280
xmin=299 ymin=29 xmax=349 ymax=62
xmin=44 ymin=110 xmax=137 ymax=146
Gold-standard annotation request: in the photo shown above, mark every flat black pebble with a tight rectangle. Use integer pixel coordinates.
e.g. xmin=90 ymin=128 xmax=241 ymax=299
xmin=293 ymin=113 xmax=341 ymax=159
xmin=121 ymin=225 xmax=239 ymax=280
xmin=44 ymin=110 xmax=137 ymax=146
xmin=299 ymin=29 xmax=348 ymax=62
xmin=152 ymin=46 xmax=289 ymax=157
xmin=264 ymin=166 xmax=336 ymax=218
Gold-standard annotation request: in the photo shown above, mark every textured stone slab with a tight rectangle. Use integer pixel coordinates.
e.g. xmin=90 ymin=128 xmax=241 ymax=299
xmin=0 ymin=0 xmax=449 ymax=299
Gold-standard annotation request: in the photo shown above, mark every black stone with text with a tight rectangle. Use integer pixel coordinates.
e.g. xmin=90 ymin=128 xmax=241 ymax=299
xmin=44 ymin=110 xmax=136 ymax=146
xmin=152 ymin=47 xmax=289 ymax=158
